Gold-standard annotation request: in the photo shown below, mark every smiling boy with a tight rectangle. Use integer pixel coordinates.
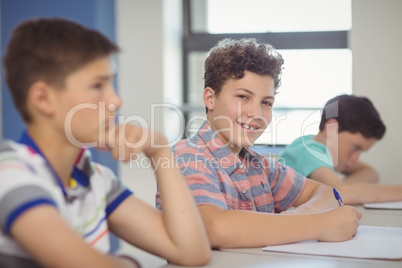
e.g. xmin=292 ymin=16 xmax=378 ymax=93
xmin=161 ymin=38 xmax=362 ymax=249
xmin=281 ymin=94 xmax=402 ymax=204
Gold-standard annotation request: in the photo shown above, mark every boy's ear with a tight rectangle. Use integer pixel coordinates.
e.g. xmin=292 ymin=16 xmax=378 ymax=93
xmin=28 ymin=81 xmax=56 ymax=117
xmin=203 ymin=87 xmax=215 ymax=111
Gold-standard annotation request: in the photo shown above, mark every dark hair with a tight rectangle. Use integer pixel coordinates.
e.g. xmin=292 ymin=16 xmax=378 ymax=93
xmin=3 ymin=17 xmax=120 ymax=123
xmin=319 ymin=94 xmax=386 ymax=139
xmin=203 ymin=38 xmax=284 ymax=113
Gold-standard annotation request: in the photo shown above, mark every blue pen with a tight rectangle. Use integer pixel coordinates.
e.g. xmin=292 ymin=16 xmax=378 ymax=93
xmin=333 ymin=188 xmax=344 ymax=207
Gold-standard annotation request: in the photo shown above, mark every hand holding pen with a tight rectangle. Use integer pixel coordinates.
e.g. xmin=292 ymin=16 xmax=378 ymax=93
xmin=313 ymin=188 xmax=362 ymax=242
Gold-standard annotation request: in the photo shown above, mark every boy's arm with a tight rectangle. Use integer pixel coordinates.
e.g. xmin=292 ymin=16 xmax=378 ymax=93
xmin=290 ymin=178 xmax=342 ymax=213
xmin=108 ymin=193 xmax=210 ymax=266
xmin=310 ymin=166 xmax=402 ymax=204
xmin=106 ymin=125 xmax=210 ymax=266
xmin=168 ymin=154 xmax=361 ymax=249
xmin=11 ymin=205 xmax=139 ymax=268
xmin=197 ymin=204 xmax=361 ymax=248
xmin=342 ymin=161 xmax=380 ymax=183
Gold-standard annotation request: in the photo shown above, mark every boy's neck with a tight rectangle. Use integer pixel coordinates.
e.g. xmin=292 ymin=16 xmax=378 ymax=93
xmin=313 ymin=131 xmax=327 ymax=146
xmin=27 ymin=127 xmax=82 ymax=187
xmin=206 ymin=117 xmax=242 ymax=155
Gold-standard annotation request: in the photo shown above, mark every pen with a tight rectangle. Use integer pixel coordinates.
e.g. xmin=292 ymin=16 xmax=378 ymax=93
xmin=333 ymin=188 xmax=344 ymax=207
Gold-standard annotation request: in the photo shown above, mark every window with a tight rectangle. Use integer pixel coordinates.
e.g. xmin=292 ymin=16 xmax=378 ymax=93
xmin=181 ymin=0 xmax=352 ymax=146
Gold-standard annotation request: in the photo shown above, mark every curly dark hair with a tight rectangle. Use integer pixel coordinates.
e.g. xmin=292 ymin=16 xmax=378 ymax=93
xmin=319 ymin=94 xmax=386 ymax=139
xmin=203 ymin=38 xmax=284 ymax=110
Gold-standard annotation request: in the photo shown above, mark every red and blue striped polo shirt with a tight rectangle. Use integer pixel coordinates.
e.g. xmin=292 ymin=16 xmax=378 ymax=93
xmin=171 ymin=121 xmax=306 ymax=213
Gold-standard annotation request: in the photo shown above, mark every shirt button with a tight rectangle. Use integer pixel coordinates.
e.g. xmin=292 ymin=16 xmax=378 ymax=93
xmin=239 ymin=164 xmax=244 ymax=169
xmin=242 ymin=189 xmax=247 ymax=194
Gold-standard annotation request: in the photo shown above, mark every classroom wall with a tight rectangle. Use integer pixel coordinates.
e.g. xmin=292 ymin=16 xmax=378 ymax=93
xmin=117 ymin=0 xmax=167 ymax=205
xmin=116 ymin=0 xmax=182 ymax=203
xmin=114 ymin=0 xmax=181 ymax=264
xmin=350 ymin=0 xmax=402 ymax=185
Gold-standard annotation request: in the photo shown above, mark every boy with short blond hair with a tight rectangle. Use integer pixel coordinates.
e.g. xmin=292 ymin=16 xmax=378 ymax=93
xmin=160 ymin=38 xmax=362 ymax=249
xmin=0 ymin=18 xmax=210 ymax=267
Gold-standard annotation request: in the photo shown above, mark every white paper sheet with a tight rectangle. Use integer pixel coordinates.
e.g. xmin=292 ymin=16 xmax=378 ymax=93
xmin=262 ymin=226 xmax=402 ymax=260
xmin=363 ymin=201 xmax=402 ymax=210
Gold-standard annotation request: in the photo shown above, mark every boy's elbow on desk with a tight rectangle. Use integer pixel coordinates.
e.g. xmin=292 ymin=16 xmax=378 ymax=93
xmin=189 ymin=249 xmax=211 ymax=267
xmin=169 ymin=248 xmax=211 ymax=267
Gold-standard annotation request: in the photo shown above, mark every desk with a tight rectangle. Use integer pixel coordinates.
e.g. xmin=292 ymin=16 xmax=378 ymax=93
xmin=355 ymin=205 xmax=402 ymax=228
xmin=159 ymin=206 xmax=402 ymax=268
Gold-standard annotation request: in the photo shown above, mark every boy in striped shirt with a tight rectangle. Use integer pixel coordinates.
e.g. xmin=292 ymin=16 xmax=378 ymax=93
xmin=0 ymin=18 xmax=210 ymax=267
xmin=165 ymin=38 xmax=362 ymax=248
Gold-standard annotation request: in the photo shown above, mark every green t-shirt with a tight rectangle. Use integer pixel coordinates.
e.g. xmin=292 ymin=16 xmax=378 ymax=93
xmin=280 ymin=135 xmax=335 ymax=177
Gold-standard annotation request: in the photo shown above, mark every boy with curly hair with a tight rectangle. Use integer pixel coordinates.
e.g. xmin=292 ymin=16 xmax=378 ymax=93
xmin=159 ymin=38 xmax=362 ymax=248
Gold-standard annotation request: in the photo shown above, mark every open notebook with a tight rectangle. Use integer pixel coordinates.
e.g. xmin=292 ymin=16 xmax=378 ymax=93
xmin=262 ymin=226 xmax=402 ymax=260
xmin=363 ymin=201 xmax=402 ymax=210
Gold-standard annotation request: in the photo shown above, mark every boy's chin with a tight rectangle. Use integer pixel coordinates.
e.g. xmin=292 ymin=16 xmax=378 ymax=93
xmin=241 ymin=143 xmax=254 ymax=148
xmin=243 ymin=137 xmax=260 ymax=147
xmin=235 ymin=140 xmax=256 ymax=149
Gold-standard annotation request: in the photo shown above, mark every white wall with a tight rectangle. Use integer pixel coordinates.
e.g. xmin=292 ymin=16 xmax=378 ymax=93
xmin=350 ymin=0 xmax=402 ymax=185
xmin=116 ymin=0 xmax=163 ymax=206
xmin=115 ymin=0 xmax=181 ymax=266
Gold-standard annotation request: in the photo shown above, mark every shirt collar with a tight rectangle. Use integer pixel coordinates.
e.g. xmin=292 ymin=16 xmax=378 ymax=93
xmin=197 ymin=121 xmax=261 ymax=174
xmin=18 ymin=130 xmax=92 ymax=197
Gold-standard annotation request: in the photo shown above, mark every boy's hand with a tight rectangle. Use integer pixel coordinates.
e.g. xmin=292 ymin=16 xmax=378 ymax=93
xmin=316 ymin=205 xmax=362 ymax=242
xmin=101 ymin=124 xmax=169 ymax=162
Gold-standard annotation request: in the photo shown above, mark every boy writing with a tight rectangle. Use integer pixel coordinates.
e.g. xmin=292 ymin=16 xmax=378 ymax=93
xmin=281 ymin=94 xmax=402 ymax=204
xmin=159 ymin=38 xmax=362 ymax=249
xmin=0 ymin=18 xmax=210 ymax=267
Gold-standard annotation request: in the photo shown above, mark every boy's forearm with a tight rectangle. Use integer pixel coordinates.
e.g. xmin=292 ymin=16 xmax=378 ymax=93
xmin=343 ymin=162 xmax=380 ymax=183
xmin=150 ymin=149 xmax=210 ymax=265
xmin=338 ymin=183 xmax=402 ymax=204
xmin=115 ymin=255 xmax=142 ymax=268
xmin=199 ymin=206 xmax=358 ymax=248
xmin=11 ymin=206 xmax=142 ymax=268
xmin=200 ymin=208 xmax=318 ymax=248
xmin=292 ymin=182 xmax=339 ymax=214
xmin=114 ymin=126 xmax=210 ymax=265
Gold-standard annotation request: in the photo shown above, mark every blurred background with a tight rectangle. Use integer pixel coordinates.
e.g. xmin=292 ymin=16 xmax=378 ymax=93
xmin=1 ymin=0 xmax=401 ymax=266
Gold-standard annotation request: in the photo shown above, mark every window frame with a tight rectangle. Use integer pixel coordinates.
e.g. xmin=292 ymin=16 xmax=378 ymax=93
xmin=181 ymin=0 xmax=349 ymax=144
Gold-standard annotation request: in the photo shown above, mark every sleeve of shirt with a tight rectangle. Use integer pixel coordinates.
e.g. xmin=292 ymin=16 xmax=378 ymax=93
xmin=170 ymin=144 xmax=228 ymax=210
xmin=96 ymin=164 xmax=133 ymax=217
xmin=263 ymin=156 xmax=306 ymax=213
xmin=0 ymin=161 xmax=57 ymax=235
xmin=282 ymin=141 xmax=334 ymax=177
